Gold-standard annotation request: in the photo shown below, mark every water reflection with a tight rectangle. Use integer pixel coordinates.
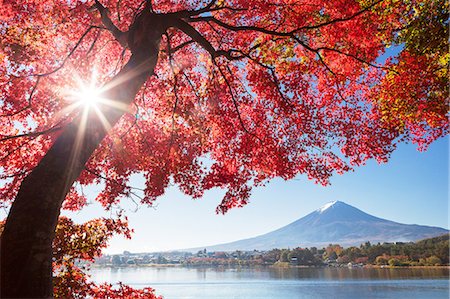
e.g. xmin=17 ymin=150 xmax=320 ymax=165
xmin=89 ymin=267 xmax=449 ymax=299
xmin=264 ymin=267 xmax=450 ymax=281
xmin=91 ymin=266 xmax=449 ymax=284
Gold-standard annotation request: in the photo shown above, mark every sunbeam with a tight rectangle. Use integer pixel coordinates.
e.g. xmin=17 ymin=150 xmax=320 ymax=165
xmin=60 ymin=69 xmax=129 ymax=185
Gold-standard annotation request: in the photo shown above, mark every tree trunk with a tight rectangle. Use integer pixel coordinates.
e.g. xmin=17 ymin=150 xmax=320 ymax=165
xmin=0 ymin=12 xmax=163 ymax=298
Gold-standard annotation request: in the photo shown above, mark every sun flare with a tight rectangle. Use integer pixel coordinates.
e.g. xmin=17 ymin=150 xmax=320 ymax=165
xmin=77 ymin=86 xmax=102 ymax=108
xmin=64 ymin=68 xmax=132 ymax=117
xmin=61 ymin=69 xmax=132 ymax=135
xmin=67 ymin=69 xmax=105 ymax=109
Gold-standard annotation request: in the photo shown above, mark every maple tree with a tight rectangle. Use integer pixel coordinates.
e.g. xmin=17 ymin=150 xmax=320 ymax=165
xmin=0 ymin=0 xmax=447 ymax=297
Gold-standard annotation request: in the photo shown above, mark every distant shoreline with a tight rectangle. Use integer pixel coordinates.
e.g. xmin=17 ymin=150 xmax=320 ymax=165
xmin=91 ymin=263 xmax=450 ymax=269
xmin=92 ymin=263 xmax=182 ymax=268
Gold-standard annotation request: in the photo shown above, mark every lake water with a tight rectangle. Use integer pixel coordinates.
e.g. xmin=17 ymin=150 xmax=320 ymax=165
xmin=90 ymin=266 xmax=449 ymax=298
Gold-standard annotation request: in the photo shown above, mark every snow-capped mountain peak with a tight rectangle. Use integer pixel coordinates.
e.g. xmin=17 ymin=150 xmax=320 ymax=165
xmin=317 ymin=200 xmax=338 ymax=213
xmin=189 ymin=200 xmax=448 ymax=251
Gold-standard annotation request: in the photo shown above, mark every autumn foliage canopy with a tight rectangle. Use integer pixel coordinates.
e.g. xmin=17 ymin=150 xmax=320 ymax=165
xmin=0 ymin=0 xmax=448 ymax=297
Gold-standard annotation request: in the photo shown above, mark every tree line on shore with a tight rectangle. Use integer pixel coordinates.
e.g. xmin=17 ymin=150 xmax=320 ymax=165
xmin=182 ymin=234 xmax=449 ymax=267
xmin=102 ymin=234 xmax=449 ymax=268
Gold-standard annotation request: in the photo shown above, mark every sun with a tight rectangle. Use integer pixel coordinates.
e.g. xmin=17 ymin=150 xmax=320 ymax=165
xmin=65 ymin=69 xmax=106 ymax=110
xmin=77 ymin=85 xmax=102 ymax=108
xmin=65 ymin=69 xmax=130 ymax=115
xmin=62 ymin=69 xmax=131 ymax=133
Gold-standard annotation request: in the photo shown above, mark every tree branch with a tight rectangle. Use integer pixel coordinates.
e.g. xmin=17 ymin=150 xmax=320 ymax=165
xmin=84 ymin=168 xmax=145 ymax=192
xmin=314 ymin=46 xmax=396 ymax=72
xmin=0 ymin=76 xmax=41 ymax=117
xmin=171 ymin=40 xmax=196 ymax=53
xmin=0 ymin=126 xmax=63 ymax=143
xmin=216 ymin=64 xmax=261 ymax=142
xmin=172 ymin=19 xmax=217 ymax=57
xmin=296 ymin=0 xmax=384 ymax=31
xmin=0 ymin=139 xmax=33 ymax=163
xmin=84 ymin=168 xmax=145 ymax=206
xmin=160 ymin=40 xmax=196 ymax=54
xmin=187 ymin=16 xmax=294 ymax=37
xmin=187 ymin=0 xmax=384 ymax=34
xmin=17 ymin=26 xmax=103 ymax=78
xmin=0 ymin=170 xmax=31 ymax=180
xmin=165 ymin=32 xmax=180 ymax=136
xmin=171 ymin=0 xmax=216 ymax=18
xmin=93 ymin=0 xmax=128 ymax=47
xmin=172 ymin=19 xmax=246 ymax=61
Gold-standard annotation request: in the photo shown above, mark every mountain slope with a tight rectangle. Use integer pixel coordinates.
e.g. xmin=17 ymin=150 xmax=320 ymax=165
xmin=197 ymin=201 xmax=448 ymax=251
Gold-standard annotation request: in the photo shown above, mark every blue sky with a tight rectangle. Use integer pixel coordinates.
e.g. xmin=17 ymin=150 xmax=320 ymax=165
xmin=62 ymin=45 xmax=450 ymax=254
xmin=63 ymin=136 xmax=448 ymax=254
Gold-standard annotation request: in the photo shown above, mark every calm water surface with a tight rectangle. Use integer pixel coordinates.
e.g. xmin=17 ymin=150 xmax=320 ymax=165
xmin=90 ymin=267 xmax=449 ymax=298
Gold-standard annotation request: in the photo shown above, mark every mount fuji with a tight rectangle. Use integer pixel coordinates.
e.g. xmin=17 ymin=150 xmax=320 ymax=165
xmin=196 ymin=201 xmax=448 ymax=251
